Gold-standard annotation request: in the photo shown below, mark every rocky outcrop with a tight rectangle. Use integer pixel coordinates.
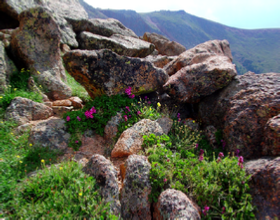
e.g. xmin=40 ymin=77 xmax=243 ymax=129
xmin=155 ymin=117 xmax=173 ymax=134
xmin=163 ymin=55 xmax=237 ymax=103
xmin=164 ymin=39 xmax=233 ymax=76
xmin=69 ymin=18 xmax=138 ymax=38
xmin=111 ymin=119 xmax=164 ymax=158
xmin=143 ymin=32 xmax=186 ymax=56
xmin=121 ymin=155 xmax=152 ymax=220
xmin=0 ymin=0 xmax=88 ymax=47
xmin=104 ymin=112 xmax=123 ymax=140
xmin=199 ymin=72 xmax=280 ymax=159
xmin=245 ymin=157 xmax=280 ymax=219
xmin=0 ymin=40 xmax=17 ymax=93
xmin=141 ymin=55 xmax=175 ymax=68
xmin=262 ymin=115 xmax=280 ymax=156
xmin=78 ymin=32 xmax=154 ymax=58
xmin=63 ymin=49 xmax=168 ymax=99
xmin=28 ymin=117 xmax=70 ymax=151
xmin=5 ymin=97 xmax=53 ymax=125
xmin=153 ymin=189 xmax=201 ymax=220
xmin=11 ymin=7 xmax=72 ymax=100
xmin=82 ymin=154 xmax=121 ymax=216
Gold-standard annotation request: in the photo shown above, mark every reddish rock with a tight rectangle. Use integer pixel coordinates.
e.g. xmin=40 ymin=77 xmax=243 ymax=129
xmin=121 ymin=155 xmax=152 ymax=220
xmin=199 ymin=72 xmax=280 ymax=159
xmin=63 ymin=49 xmax=168 ymax=99
xmin=245 ymin=157 xmax=280 ymax=219
xmin=111 ymin=119 xmax=163 ymax=158
xmin=78 ymin=32 xmax=154 ymax=58
xmin=68 ymin=96 xmax=83 ymax=109
xmin=11 ymin=7 xmax=72 ymax=100
xmin=52 ymin=106 xmax=73 ymax=118
xmin=52 ymin=100 xmax=72 ymax=107
xmin=82 ymin=154 xmax=121 ymax=216
xmin=104 ymin=112 xmax=123 ymax=141
xmin=143 ymin=32 xmax=186 ymax=56
xmin=262 ymin=115 xmax=280 ymax=156
xmin=164 ymin=55 xmax=236 ymax=103
xmin=28 ymin=117 xmax=70 ymax=151
xmin=153 ymin=189 xmax=201 ymax=220
xmin=69 ymin=18 xmax=138 ymax=38
xmin=5 ymin=97 xmax=53 ymax=125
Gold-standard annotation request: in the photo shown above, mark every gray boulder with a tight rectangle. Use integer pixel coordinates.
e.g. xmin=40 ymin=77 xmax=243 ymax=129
xmin=5 ymin=97 xmax=53 ymax=125
xmin=78 ymin=32 xmax=154 ymax=58
xmin=82 ymin=154 xmax=121 ymax=216
xmin=11 ymin=7 xmax=72 ymax=100
xmin=63 ymin=49 xmax=168 ymax=99
xmin=0 ymin=40 xmax=17 ymax=93
xmin=121 ymin=155 xmax=152 ymax=220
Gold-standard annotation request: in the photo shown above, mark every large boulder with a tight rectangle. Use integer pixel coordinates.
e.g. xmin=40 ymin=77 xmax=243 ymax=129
xmin=5 ymin=97 xmax=53 ymax=125
xmin=69 ymin=18 xmax=138 ymax=38
xmin=78 ymin=32 xmax=154 ymax=58
xmin=111 ymin=119 xmax=164 ymax=158
xmin=199 ymin=72 xmax=280 ymax=159
xmin=82 ymin=154 xmax=121 ymax=216
xmin=153 ymin=189 xmax=201 ymax=220
xmin=121 ymin=155 xmax=152 ymax=220
xmin=28 ymin=117 xmax=70 ymax=151
xmin=0 ymin=40 xmax=17 ymax=93
xmin=245 ymin=157 xmax=280 ymax=219
xmin=11 ymin=7 xmax=72 ymax=100
xmin=143 ymin=32 xmax=186 ymax=56
xmin=262 ymin=115 xmax=280 ymax=156
xmin=163 ymin=55 xmax=237 ymax=103
xmin=63 ymin=49 xmax=168 ymax=99
xmin=141 ymin=55 xmax=175 ymax=68
xmin=0 ymin=0 xmax=88 ymax=47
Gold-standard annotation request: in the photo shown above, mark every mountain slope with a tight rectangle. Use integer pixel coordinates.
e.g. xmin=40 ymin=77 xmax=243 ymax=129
xmin=80 ymin=0 xmax=280 ymax=74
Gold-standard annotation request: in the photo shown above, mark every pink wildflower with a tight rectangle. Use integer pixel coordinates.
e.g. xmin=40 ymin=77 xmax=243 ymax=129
xmin=222 ymin=207 xmax=226 ymax=214
xmin=137 ymin=111 xmax=141 ymax=116
xmin=163 ymin=178 xmax=167 ymax=183
xmin=202 ymin=206 xmax=210 ymax=216
xmin=218 ymin=152 xmax=224 ymax=158
xmin=124 ymin=115 xmax=128 ymax=122
xmin=77 ymin=116 xmax=81 ymax=121
xmin=199 ymin=155 xmax=204 ymax=161
xmin=129 ymin=94 xmax=135 ymax=99
xmin=66 ymin=116 xmax=70 ymax=121
xmin=75 ymin=140 xmax=79 ymax=144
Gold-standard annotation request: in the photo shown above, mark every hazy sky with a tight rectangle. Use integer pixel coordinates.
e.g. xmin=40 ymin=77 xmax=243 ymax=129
xmin=84 ymin=0 xmax=280 ymax=29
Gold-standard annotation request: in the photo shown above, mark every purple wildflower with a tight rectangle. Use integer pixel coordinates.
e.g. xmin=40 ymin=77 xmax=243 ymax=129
xmin=238 ymin=156 xmax=244 ymax=163
xmin=163 ymin=178 xmax=167 ymax=183
xmin=77 ymin=116 xmax=81 ymax=121
xmin=199 ymin=149 xmax=204 ymax=156
xmin=147 ymin=101 xmax=151 ymax=104
xmin=124 ymin=115 xmax=128 ymax=122
xmin=222 ymin=207 xmax=226 ymax=214
xmin=202 ymin=206 xmax=210 ymax=216
xmin=144 ymin=96 xmax=148 ymax=100
xmin=128 ymin=115 xmax=132 ymax=118
xmin=218 ymin=152 xmax=224 ymax=158
xmin=125 ymin=87 xmax=132 ymax=96
xmin=75 ymin=140 xmax=79 ymax=144
xmin=129 ymin=94 xmax=135 ymax=99
xmin=66 ymin=116 xmax=70 ymax=122
xmin=137 ymin=111 xmax=141 ymax=116
xmin=195 ymin=143 xmax=199 ymax=148
xmin=125 ymin=106 xmax=131 ymax=112
xmin=199 ymin=155 xmax=204 ymax=161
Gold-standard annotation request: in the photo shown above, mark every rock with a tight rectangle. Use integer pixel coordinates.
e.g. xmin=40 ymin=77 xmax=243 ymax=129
xmin=111 ymin=119 xmax=164 ymax=158
xmin=52 ymin=106 xmax=73 ymax=118
xmin=262 ymin=115 xmax=280 ymax=156
xmin=245 ymin=157 xmax=280 ymax=219
xmin=121 ymin=155 xmax=152 ymax=220
xmin=77 ymin=32 xmax=154 ymax=58
xmin=143 ymin=32 xmax=186 ymax=56
xmin=104 ymin=112 xmax=123 ymax=140
xmin=27 ymin=76 xmax=49 ymax=102
xmin=153 ymin=189 xmax=201 ymax=220
xmin=28 ymin=117 xmax=70 ymax=151
xmin=60 ymin=43 xmax=71 ymax=55
xmin=199 ymin=72 xmax=280 ymax=159
xmin=204 ymin=125 xmax=218 ymax=146
xmin=0 ymin=41 xmax=17 ymax=93
xmin=0 ymin=0 xmax=88 ymax=47
xmin=52 ymin=100 xmax=72 ymax=107
xmin=5 ymin=97 xmax=53 ymax=125
xmin=11 ymin=7 xmax=72 ymax=100
xmin=68 ymin=96 xmax=83 ymax=109
xmin=163 ymin=55 xmax=237 ymax=103
xmin=141 ymin=55 xmax=175 ymax=68
xmin=155 ymin=117 xmax=173 ymax=134
xmin=164 ymin=39 xmax=234 ymax=76
xmin=69 ymin=18 xmax=138 ymax=38
xmin=82 ymin=154 xmax=121 ymax=216
xmin=63 ymin=49 xmax=168 ymax=99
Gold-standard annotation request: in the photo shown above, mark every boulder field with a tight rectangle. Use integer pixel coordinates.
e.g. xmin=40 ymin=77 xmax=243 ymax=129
xmin=0 ymin=1 xmax=279 ymax=219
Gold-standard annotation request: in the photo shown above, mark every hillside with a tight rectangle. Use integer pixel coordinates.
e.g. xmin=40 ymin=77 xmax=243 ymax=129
xmin=80 ymin=0 xmax=280 ymax=75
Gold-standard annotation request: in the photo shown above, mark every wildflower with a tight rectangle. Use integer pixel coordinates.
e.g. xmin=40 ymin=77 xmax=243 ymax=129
xmin=79 ymin=192 xmax=82 ymax=196
xmin=41 ymin=159 xmax=45 ymax=163
xmin=148 ymin=101 xmax=151 ymax=104
xmin=218 ymin=152 xmax=224 ymax=158
xmin=125 ymin=106 xmax=131 ymax=112
xmin=37 ymin=71 xmax=40 ymax=74
xmin=199 ymin=149 xmax=204 ymax=156
xmin=157 ymin=102 xmax=161 ymax=107
xmin=14 ymin=88 xmax=17 ymax=91
xmin=16 ymin=155 xmax=20 ymax=158
xmin=125 ymin=87 xmax=132 ymax=96
xmin=85 ymin=110 xmax=94 ymax=119
xmin=195 ymin=143 xmax=199 ymax=148
xmin=19 ymin=161 xmax=23 ymax=163
xmin=0 ymin=96 xmax=2 ymax=99
xmin=124 ymin=115 xmax=128 ymax=122
xmin=75 ymin=140 xmax=79 ymax=144
xmin=128 ymin=115 xmax=132 ymax=118
xmin=163 ymin=178 xmax=167 ymax=183
xmin=144 ymin=96 xmax=148 ymax=100
xmin=193 ymin=120 xmax=195 ymax=123
xmin=222 ymin=207 xmax=226 ymax=214
xmin=66 ymin=116 xmax=70 ymax=121
xmin=137 ymin=111 xmax=141 ymax=116
xmin=199 ymin=155 xmax=204 ymax=161
xmin=149 ymin=107 xmax=152 ymax=111
xmin=238 ymin=156 xmax=244 ymax=168
xmin=216 ymin=157 xmax=221 ymax=163
xmin=202 ymin=205 xmax=210 ymax=216
xmin=60 ymin=167 xmax=63 ymax=170
xmin=129 ymin=94 xmax=135 ymax=99
xmin=77 ymin=116 xmax=81 ymax=121
xmin=167 ymin=159 xmax=170 ymax=162
xmin=29 ymin=143 xmax=33 ymax=147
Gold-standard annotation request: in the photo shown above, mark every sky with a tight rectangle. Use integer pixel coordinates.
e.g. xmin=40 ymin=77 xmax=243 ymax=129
xmin=84 ymin=0 xmax=280 ymax=29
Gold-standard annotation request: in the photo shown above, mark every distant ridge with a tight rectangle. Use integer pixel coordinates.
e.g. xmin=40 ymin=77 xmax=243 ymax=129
xmin=80 ymin=0 xmax=280 ymax=74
